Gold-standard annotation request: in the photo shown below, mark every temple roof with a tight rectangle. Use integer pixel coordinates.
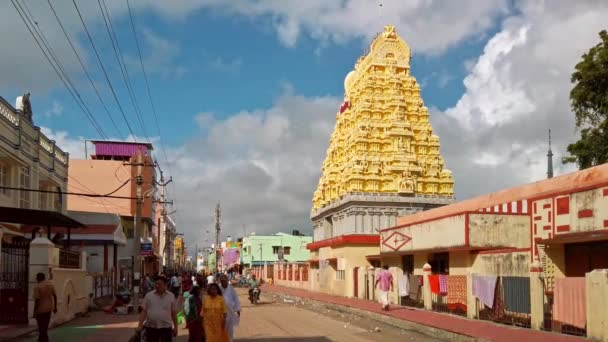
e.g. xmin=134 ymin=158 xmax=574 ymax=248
xmin=312 ymin=25 xmax=454 ymax=211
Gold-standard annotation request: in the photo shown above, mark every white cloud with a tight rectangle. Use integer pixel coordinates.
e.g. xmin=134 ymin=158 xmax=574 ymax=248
xmin=43 ymin=101 xmax=63 ymax=117
xmin=201 ymin=55 xmax=243 ymax=76
xmin=167 ymin=90 xmax=339 ymax=243
xmin=432 ymin=0 xmax=608 ymax=200
xmin=40 ymin=127 xmax=85 ymax=159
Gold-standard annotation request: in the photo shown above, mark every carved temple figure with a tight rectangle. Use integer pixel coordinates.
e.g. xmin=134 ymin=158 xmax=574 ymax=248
xmin=312 ymin=25 xmax=454 ymax=209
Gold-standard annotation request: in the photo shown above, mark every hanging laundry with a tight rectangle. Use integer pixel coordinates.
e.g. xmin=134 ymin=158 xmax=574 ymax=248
xmin=553 ymin=277 xmax=586 ymax=329
xmin=472 ymin=275 xmax=498 ymax=309
xmin=398 ymin=273 xmax=410 ymax=297
xmin=428 ymin=275 xmax=440 ymax=295
xmin=439 ymin=275 xmax=448 ymax=294
xmin=409 ymin=275 xmax=421 ymax=301
xmin=502 ymin=276 xmax=531 ymax=314
xmin=447 ymin=275 xmax=467 ymax=312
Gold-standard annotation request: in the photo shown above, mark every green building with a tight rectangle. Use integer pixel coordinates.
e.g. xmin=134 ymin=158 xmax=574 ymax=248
xmin=241 ymin=231 xmax=312 ymax=266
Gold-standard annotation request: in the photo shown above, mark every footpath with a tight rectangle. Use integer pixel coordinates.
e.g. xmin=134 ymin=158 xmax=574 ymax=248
xmin=264 ymin=284 xmax=583 ymax=342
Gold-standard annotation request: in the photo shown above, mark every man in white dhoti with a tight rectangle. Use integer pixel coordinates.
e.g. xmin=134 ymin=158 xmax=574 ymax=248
xmin=220 ymin=274 xmax=241 ymax=341
xmin=375 ymin=265 xmax=394 ymax=310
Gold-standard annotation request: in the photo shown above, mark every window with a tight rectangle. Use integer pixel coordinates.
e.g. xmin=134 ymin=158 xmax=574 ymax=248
xmin=272 ymin=246 xmax=280 ymax=254
xmin=123 ymin=220 xmax=134 ymax=239
xmin=336 ymin=270 xmax=345 ymax=281
xmin=38 ymin=187 xmax=47 ymax=210
xmin=429 ymin=252 xmax=449 ymax=275
xmin=19 ymin=167 xmax=30 ymax=208
xmin=402 ymin=255 xmax=414 ymax=275
xmin=0 ymin=163 xmax=9 ymax=195
xmin=284 ymin=247 xmax=291 ymax=255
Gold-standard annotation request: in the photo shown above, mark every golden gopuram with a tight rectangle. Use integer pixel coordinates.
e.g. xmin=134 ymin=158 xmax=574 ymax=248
xmin=311 ymin=25 xmax=455 ymax=241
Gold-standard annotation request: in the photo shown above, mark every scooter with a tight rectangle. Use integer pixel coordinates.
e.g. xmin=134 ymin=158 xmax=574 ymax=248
xmin=249 ymin=287 xmax=260 ymax=304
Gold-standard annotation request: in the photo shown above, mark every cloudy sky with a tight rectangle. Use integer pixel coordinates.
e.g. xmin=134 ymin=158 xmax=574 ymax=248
xmin=2 ymin=0 xmax=607 ymax=249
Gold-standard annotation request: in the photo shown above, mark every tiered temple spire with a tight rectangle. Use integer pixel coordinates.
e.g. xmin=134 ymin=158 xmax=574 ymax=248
xmin=312 ymin=25 xmax=454 ymax=210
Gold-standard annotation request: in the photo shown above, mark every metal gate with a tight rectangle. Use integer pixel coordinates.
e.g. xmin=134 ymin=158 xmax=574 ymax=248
xmin=1 ymin=239 xmax=30 ymax=324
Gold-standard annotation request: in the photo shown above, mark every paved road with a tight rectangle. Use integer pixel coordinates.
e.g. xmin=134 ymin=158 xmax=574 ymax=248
xmin=15 ymin=288 xmax=440 ymax=341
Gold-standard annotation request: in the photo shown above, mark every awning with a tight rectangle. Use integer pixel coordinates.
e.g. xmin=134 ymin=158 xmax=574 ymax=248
xmin=366 ymin=254 xmax=381 ymax=261
xmin=0 ymin=207 xmax=84 ymax=227
xmin=535 ymin=230 xmax=608 ymax=245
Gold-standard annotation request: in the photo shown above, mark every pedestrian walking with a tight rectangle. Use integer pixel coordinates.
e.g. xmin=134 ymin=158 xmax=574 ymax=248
xmin=185 ymin=286 xmax=203 ymax=342
xmin=202 ymin=283 xmax=228 ymax=342
xmin=170 ymin=272 xmax=181 ymax=298
xmin=137 ymin=275 xmax=178 ymax=342
xmin=33 ymin=273 xmax=57 ymax=342
xmin=206 ymin=272 xmax=215 ymax=285
xmin=375 ymin=265 xmax=394 ymax=311
xmin=219 ymin=274 xmax=241 ymax=342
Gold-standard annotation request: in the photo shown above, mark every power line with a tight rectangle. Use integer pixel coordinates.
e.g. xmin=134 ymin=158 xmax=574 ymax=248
xmin=126 ymin=0 xmax=176 ymax=202
xmin=11 ymin=0 xmax=107 ymax=139
xmin=97 ymin=0 xmax=149 ymax=141
xmin=72 ymin=0 xmax=138 ymax=140
xmin=2 ymin=180 xmax=135 ymax=200
xmin=45 ymin=0 xmax=124 ymax=139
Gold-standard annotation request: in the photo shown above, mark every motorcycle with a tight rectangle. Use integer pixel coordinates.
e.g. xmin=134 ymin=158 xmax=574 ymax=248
xmin=249 ymin=287 xmax=260 ymax=304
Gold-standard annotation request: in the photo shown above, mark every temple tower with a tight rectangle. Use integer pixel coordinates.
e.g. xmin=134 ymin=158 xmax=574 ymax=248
xmin=308 ymin=26 xmax=455 ymax=297
xmin=312 ymin=25 xmax=455 ymax=235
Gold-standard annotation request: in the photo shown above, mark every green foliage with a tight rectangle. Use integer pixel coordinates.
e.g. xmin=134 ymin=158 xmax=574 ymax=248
xmin=564 ymin=30 xmax=608 ymax=169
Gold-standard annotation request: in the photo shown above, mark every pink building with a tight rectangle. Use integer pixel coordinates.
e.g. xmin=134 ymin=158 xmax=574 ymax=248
xmin=68 ymin=141 xmax=160 ymax=279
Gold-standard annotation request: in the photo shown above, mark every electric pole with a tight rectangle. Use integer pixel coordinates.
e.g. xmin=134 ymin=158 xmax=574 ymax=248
xmin=133 ymin=150 xmax=144 ymax=307
xmin=215 ymin=203 xmax=221 ymax=272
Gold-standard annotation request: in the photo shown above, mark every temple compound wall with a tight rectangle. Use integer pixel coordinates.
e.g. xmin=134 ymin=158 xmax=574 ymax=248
xmin=376 ymin=163 xmax=608 ymax=339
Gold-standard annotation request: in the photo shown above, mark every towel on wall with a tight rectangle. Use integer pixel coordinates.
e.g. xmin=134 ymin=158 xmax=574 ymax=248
xmin=428 ymin=275 xmax=440 ymax=295
xmin=447 ymin=275 xmax=467 ymax=311
xmin=398 ymin=274 xmax=410 ymax=297
xmin=472 ymin=275 xmax=498 ymax=309
xmin=409 ymin=275 xmax=421 ymax=301
xmin=439 ymin=275 xmax=448 ymax=294
xmin=502 ymin=276 xmax=531 ymax=314
xmin=553 ymin=277 xmax=586 ymax=329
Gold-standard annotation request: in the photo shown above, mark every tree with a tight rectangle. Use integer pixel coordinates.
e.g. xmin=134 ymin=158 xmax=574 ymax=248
xmin=563 ymin=30 xmax=608 ymax=169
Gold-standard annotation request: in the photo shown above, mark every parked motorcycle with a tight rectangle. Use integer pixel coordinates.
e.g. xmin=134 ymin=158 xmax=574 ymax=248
xmin=249 ymin=287 xmax=260 ymax=304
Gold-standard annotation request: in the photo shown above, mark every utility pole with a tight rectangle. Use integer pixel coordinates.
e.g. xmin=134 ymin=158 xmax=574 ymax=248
xmin=215 ymin=203 xmax=221 ymax=272
xmin=133 ymin=150 xmax=144 ymax=307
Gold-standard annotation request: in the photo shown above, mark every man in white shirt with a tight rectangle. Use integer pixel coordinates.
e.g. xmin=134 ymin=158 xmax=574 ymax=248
xmin=170 ymin=273 xmax=180 ymax=298
xmin=206 ymin=273 xmax=215 ymax=285
xmin=220 ymin=274 xmax=241 ymax=342
xmin=137 ymin=276 xmax=178 ymax=342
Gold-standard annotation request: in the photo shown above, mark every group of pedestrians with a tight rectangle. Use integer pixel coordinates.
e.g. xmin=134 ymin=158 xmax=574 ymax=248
xmin=138 ymin=270 xmax=252 ymax=342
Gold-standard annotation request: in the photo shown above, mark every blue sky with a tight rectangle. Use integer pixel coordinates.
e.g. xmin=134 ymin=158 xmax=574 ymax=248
xmin=3 ymin=2 xmax=501 ymax=145
xmin=1 ymin=1 xmax=606 ymax=245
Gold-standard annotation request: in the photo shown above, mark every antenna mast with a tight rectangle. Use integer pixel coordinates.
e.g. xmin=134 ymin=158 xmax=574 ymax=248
xmin=547 ymin=129 xmax=554 ymax=179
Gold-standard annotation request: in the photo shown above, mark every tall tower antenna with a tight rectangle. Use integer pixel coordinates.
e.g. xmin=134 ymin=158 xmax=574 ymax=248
xmin=547 ymin=129 xmax=554 ymax=179
xmin=215 ymin=203 xmax=221 ymax=248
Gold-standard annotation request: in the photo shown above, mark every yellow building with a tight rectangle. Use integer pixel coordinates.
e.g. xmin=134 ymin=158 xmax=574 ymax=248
xmin=308 ymin=25 xmax=455 ymax=298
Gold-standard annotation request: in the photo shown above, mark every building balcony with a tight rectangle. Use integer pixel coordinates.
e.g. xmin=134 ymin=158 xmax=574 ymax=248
xmin=0 ymin=97 xmax=69 ymax=183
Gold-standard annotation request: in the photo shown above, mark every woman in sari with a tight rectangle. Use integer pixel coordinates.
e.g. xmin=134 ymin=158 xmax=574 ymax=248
xmin=202 ymin=283 xmax=228 ymax=342
xmin=185 ymin=286 xmax=203 ymax=342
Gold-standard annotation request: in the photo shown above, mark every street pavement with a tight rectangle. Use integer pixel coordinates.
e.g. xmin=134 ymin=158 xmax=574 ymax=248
xmin=14 ymin=288 xmax=439 ymax=341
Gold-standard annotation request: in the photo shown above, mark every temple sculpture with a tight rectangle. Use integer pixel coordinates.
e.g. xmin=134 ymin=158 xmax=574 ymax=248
xmin=312 ymin=25 xmax=454 ymax=211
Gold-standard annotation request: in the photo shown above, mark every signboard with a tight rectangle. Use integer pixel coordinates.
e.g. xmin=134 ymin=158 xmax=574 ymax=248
xmin=140 ymin=241 xmax=153 ymax=257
